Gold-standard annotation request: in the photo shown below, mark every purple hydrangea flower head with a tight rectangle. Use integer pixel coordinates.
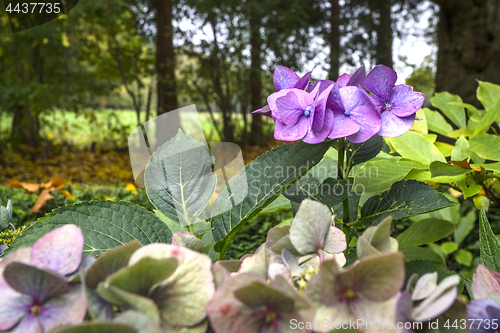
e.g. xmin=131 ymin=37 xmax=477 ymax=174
xmin=253 ymin=66 xmax=312 ymax=117
xmin=268 ymin=82 xmax=334 ymax=144
xmin=363 ymin=64 xmax=425 ymax=137
xmin=0 ymin=225 xmax=87 ymax=332
xmin=326 ymin=83 xmax=381 ymax=143
xmin=468 ymin=298 xmax=500 ymax=333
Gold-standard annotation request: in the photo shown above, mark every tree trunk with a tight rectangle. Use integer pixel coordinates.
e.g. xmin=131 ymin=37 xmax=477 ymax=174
xmin=434 ymin=0 xmax=500 ymax=106
xmin=373 ymin=0 xmax=393 ymax=67
xmin=329 ymin=0 xmax=340 ymax=79
xmin=10 ymin=46 xmax=41 ymax=149
xmin=155 ymin=0 xmax=180 ymax=147
xmin=249 ymin=1 xmax=266 ymax=147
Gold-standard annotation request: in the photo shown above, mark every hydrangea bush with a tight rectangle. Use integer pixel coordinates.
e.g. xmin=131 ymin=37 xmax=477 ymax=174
xmin=2 ymin=65 xmax=500 ymax=332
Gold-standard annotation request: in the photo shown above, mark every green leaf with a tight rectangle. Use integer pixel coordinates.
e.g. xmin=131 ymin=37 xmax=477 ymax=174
xmin=398 ymin=244 xmax=444 ymax=263
xmin=441 ymin=242 xmax=459 ymax=255
xmin=474 ymin=98 xmax=500 ymax=135
xmin=0 ymin=206 xmax=9 ymax=231
xmin=97 ymin=283 xmax=160 ymax=323
xmin=8 ymin=201 xmax=172 ymax=256
xmin=430 ymin=92 xmax=467 ymax=128
xmin=359 ymin=180 xmax=456 ymax=226
xmin=86 ymin=241 xmax=142 ymax=289
xmin=477 ymin=81 xmax=500 ymax=110
xmin=479 ymin=208 xmax=500 ymax=272
xmin=106 ymin=257 xmax=178 ymax=296
xmin=145 ymin=130 xmax=216 ymax=227
xmin=469 ymin=134 xmax=500 ymax=161
xmin=455 ymin=249 xmax=473 ymax=267
xmin=346 ymin=135 xmax=384 ymax=167
xmin=459 ymin=177 xmax=482 ymax=199
xmin=397 ymin=218 xmax=454 ymax=246
xmin=353 ymin=158 xmax=426 ymax=193
xmin=451 ymin=136 xmax=470 ymax=161
xmin=49 ymin=323 xmax=137 ymax=333
xmin=447 ymin=101 xmax=481 ymax=115
xmin=211 ymin=140 xmax=332 ymax=253
xmin=114 ymin=311 xmax=163 ymax=333
xmin=435 ymin=142 xmax=455 ymax=157
xmin=422 ymin=108 xmax=454 ymax=136
xmin=429 ymin=161 xmax=472 ymax=178
xmin=405 ymin=169 xmax=467 ymax=184
xmin=234 ymin=281 xmax=294 ymax=312
xmin=454 ymin=210 xmax=476 ymax=245
xmin=388 ymin=131 xmax=446 ymax=164
xmin=257 ymin=195 xmax=291 ymax=215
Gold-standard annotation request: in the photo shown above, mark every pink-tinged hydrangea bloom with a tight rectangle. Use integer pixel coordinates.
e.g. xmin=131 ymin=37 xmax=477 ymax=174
xmin=467 ymin=264 xmax=500 ymax=332
xmin=0 ymin=225 xmax=87 ymax=333
xmin=268 ymin=83 xmax=334 ymax=144
xmin=326 ymin=83 xmax=381 ymax=143
xmin=253 ymin=66 xmax=312 ymax=117
xmin=467 ymin=298 xmax=500 ymax=333
xmin=363 ymin=64 xmax=425 ymax=137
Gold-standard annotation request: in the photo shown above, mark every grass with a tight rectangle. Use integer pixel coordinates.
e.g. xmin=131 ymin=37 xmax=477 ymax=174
xmin=0 ymin=108 xmax=274 ymax=150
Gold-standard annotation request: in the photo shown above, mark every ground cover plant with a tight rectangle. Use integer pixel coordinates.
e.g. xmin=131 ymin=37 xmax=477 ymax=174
xmin=1 ymin=64 xmax=500 ymax=332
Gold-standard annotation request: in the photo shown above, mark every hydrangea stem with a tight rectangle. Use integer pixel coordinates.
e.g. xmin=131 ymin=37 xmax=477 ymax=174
xmin=337 ymin=138 xmax=350 ymax=225
xmin=338 ymin=138 xmax=350 ymax=254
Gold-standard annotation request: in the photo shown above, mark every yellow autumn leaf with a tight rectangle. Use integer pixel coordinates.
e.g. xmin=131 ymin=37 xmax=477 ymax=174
xmin=61 ymin=33 xmax=70 ymax=47
xmin=125 ymin=183 xmax=137 ymax=195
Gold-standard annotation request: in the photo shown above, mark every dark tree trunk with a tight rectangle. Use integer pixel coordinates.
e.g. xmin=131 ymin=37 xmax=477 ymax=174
xmin=11 ymin=45 xmax=41 ymax=149
xmin=329 ymin=0 xmax=340 ymax=79
xmin=155 ymin=0 xmax=180 ymax=147
xmin=434 ymin=0 xmax=500 ymax=106
xmin=249 ymin=1 xmax=266 ymax=147
xmin=373 ymin=0 xmax=393 ymax=67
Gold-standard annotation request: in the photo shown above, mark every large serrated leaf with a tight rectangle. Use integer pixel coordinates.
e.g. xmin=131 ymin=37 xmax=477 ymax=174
xmin=145 ymin=130 xmax=216 ymax=227
xmin=8 ymin=201 xmax=172 ymax=256
xmin=478 ymin=208 xmax=500 ymax=272
xmin=210 ymin=140 xmax=333 ymax=253
xmin=359 ymin=180 xmax=456 ymax=226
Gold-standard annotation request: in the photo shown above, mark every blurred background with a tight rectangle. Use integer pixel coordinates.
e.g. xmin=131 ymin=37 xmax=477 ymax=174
xmin=0 ymin=0 xmax=499 ymax=247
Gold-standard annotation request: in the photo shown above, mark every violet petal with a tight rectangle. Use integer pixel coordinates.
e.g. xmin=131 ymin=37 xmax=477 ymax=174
xmin=302 ymin=109 xmax=334 ymax=144
xmin=30 ymin=224 xmax=83 ymax=276
xmin=268 ymin=89 xmax=312 ymax=126
xmin=347 ymin=105 xmax=382 ymax=143
xmin=347 ymin=64 xmax=366 ymax=87
xmin=252 ymin=105 xmax=272 ymax=117
xmin=294 ymin=71 xmax=312 ymax=90
xmin=0 ymin=283 xmax=31 ymax=331
xmin=274 ymin=116 xmax=309 ymax=142
xmin=377 ymin=112 xmax=416 ymax=137
xmin=9 ymin=314 xmax=42 ymax=333
xmin=328 ymin=114 xmax=360 ymax=139
xmin=390 ymin=85 xmax=425 ymax=117
xmin=38 ymin=285 xmax=87 ymax=331
xmin=311 ymin=83 xmax=334 ymax=132
xmin=336 ymin=74 xmax=351 ymax=87
xmin=273 ymin=66 xmax=300 ymax=91
xmin=363 ymin=65 xmax=398 ymax=102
